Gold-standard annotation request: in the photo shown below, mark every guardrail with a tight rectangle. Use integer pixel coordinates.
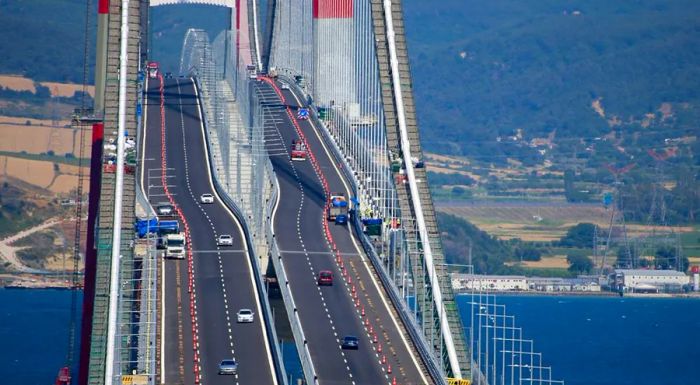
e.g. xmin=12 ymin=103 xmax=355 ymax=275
xmin=193 ymin=76 xmax=288 ymax=385
xmin=281 ymin=75 xmax=447 ymax=385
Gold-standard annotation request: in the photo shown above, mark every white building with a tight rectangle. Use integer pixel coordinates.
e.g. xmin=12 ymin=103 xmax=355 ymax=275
xmin=527 ymin=277 xmax=601 ymax=292
xmin=452 ymin=274 xmax=528 ymax=292
xmin=613 ymin=269 xmax=690 ymax=292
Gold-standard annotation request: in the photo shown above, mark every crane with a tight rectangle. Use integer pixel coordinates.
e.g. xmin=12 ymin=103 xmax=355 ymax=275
xmin=55 ymin=0 xmax=92 ymax=383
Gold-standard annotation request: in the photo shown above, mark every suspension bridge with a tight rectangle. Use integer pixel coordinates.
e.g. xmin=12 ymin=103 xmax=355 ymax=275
xmin=64 ymin=1 xmax=565 ymax=384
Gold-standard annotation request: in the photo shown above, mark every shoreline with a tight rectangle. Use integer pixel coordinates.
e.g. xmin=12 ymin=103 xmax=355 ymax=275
xmin=455 ymin=290 xmax=700 ymax=299
xmin=0 ymin=273 xmax=74 ymax=290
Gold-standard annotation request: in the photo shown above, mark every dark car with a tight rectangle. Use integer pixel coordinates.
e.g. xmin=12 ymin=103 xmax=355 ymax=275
xmin=164 ymin=72 xmax=173 ymax=79
xmin=341 ymin=335 xmax=359 ymax=350
xmin=317 ymin=270 xmax=333 ymax=286
xmin=156 ymin=203 xmax=174 ymax=216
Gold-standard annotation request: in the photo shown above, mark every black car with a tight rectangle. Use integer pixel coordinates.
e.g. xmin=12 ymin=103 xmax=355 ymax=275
xmin=164 ymin=72 xmax=173 ymax=79
xmin=341 ymin=335 xmax=359 ymax=350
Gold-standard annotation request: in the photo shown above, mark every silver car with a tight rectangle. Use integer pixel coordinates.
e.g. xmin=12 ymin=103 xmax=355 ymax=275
xmin=200 ymin=193 xmax=214 ymax=204
xmin=237 ymin=308 xmax=254 ymax=323
xmin=217 ymin=234 xmax=233 ymax=246
xmin=218 ymin=359 xmax=237 ymax=375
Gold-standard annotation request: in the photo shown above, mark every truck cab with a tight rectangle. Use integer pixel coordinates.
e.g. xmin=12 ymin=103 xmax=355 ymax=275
xmin=164 ymin=233 xmax=186 ymax=259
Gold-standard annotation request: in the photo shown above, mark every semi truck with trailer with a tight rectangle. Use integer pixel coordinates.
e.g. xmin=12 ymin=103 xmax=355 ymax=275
xmin=328 ymin=192 xmax=349 ymax=225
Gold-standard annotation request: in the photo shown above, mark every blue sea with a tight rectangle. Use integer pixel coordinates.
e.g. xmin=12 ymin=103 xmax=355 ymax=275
xmin=3 ymin=289 xmax=699 ymax=384
xmin=0 ymin=289 xmax=79 ymax=385
xmin=456 ymin=294 xmax=700 ymax=385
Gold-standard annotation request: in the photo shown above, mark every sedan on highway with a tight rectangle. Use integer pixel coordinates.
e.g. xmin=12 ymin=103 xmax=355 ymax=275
xmin=341 ymin=335 xmax=359 ymax=350
xmin=237 ymin=309 xmax=254 ymax=323
xmin=200 ymin=193 xmax=214 ymax=204
xmin=217 ymin=234 xmax=233 ymax=246
xmin=156 ymin=203 xmax=174 ymax=216
xmin=280 ymin=83 xmax=290 ymax=90
xmin=317 ymin=270 xmax=333 ymax=286
xmin=218 ymin=359 xmax=238 ymax=375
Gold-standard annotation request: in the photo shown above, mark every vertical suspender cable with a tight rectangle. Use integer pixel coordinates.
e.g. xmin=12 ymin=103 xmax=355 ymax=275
xmin=105 ymin=0 xmax=130 ymax=383
xmin=381 ymin=0 xmax=462 ymax=377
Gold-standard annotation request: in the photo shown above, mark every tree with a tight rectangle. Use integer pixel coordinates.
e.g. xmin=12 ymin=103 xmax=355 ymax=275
xmin=654 ymin=246 xmax=676 ymax=270
xmin=567 ymin=254 xmax=594 ymax=274
xmin=559 ymin=223 xmax=596 ymax=248
xmin=514 ymin=245 xmax=542 ymax=262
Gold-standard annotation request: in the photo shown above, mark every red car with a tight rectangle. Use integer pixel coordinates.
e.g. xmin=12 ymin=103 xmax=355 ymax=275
xmin=317 ymin=270 xmax=333 ymax=286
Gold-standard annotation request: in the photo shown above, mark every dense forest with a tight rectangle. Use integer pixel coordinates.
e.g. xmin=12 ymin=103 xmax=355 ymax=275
xmin=404 ymin=0 xmax=700 ymax=153
xmin=0 ymin=0 xmax=96 ymax=83
xmin=404 ymin=0 xmax=699 ymax=223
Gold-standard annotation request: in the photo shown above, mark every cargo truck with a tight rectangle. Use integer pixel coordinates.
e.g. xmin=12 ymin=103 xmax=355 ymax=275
xmin=328 ymin=192 xmax=348 ymax=225
xmin=290 ymin=139 xmax=307 ymax=161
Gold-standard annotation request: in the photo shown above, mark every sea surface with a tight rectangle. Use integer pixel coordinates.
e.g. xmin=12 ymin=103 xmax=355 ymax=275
xmin=0 ymin=288 xmax=79 ymax=385
xmin=3 ymin=289 xmax=699 ymax=384
xmin=456 ymin=294 xmax=700 ymax=385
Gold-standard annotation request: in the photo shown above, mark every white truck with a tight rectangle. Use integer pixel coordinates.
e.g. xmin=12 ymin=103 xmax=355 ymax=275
xmin=165 ymin=233 xmax=186 ymax=259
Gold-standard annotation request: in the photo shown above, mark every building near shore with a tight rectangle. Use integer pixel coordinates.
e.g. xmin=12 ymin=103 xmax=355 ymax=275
xmin=452 ymin=274 xmax=528 ymax=292
xmin=527 ymin=277 xmax=601 ymax=292
xmin=612 ymin=269 xmax=690 ymax=293
xmin=452 ymin=274 xmax=601 ymax=293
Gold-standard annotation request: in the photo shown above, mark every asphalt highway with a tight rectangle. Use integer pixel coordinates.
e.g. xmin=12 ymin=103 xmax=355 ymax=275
xmin=142 ymin=77 xmax=276 ymax=385
xmin=259 ymin=79 xmax=431 ymax=385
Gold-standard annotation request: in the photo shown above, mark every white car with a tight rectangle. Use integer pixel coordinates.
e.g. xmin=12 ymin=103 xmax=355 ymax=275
xmin=237 ymin=309 xmax=254 ymax=323
xmin=217 ymin=234 xmax=233 ymax=246
xmin=200 ymin=193 xmax=214 ymax=204
xmin=280 ymin=83 xmax=290 ymax=90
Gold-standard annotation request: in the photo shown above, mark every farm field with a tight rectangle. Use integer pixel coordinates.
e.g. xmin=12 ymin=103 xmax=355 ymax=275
xmin=438 ymin=202 xmax=609 ymax=241
xmin=0 ymin=75 xmax=94 ymax=97
xmin=0 ymin=121 xmax=87 ymax=156
xmin=438 ymin=202 xmax=697 ymax=257
xmin=0 ymin=155 xmax=84 ymax=194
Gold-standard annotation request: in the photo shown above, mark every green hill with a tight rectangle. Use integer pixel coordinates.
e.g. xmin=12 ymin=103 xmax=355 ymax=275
xmin=404 ymin=0 xmax=700 ymax=153
xmin=0 ymin=0 xmax=95 ymax=83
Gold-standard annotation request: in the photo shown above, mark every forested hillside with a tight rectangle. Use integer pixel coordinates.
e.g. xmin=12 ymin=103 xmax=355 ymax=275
xmin=0 ymin=0 xmax=95 ymax=83
xmin=404 ymin=0 xmax=700 ymax=155
xmin=405 ymin=0 xmax=699 ymax=223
